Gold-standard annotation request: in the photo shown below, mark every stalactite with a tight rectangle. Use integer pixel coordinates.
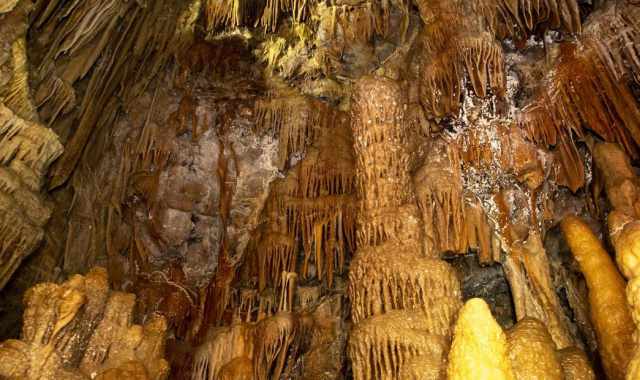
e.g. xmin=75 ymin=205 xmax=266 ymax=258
xmin=253 ymin=312 xmax=297 ymax=380
xmin=413 ymin=137 xmax=502 ymax=261
xmin=218 ymin=356 xmax=253 ymax=380
xmin=204 ymin=0 xmax=257 ymax=31
xmin=413 ymin=0 xmax=506 ymax=120
xmin=460 ymin=120 xmax=544 ymax=189
xmin=0 ymin=102 xmax=62 ymax=178
xmin=447 ymin=298 xmax=515 ymax=380
xmin=1 ymin=38 xmax=39 ymax=121
xmin=255 ymin=90 xmax=347 ymax=170
xmin=278 ymin=271 xmax=297 ymax=312
xmin=258 ymin=291 xmax=277 ymax=321
xmin=258 ymin=232 xmax=297 ymax=291
xmin=35 ymin=0 xmax=192 ymax=189
xmin=0 ymin=267 xmax=170 ymax=380
xmin=249 ymin=108 xmax=356 ymax=290
xmin=348 ymin=249 xmax=461 ymax=324
xmin=561 ymin=215 xmax=635 ymax=380
xmin=520 ymin=2 xmax=640 ymax=192
xmin=487 ymin=0 xmax=581 ymax=38
xmin=0 ymin=52 xmax=62 ymax=290
xmin=332 ymin=3 xmax=387 ymax=42
xmin=296 ymin=285 xmax=320 ymax=310
xmin=5 ymin=1 xmax=635 ymax=379
xmin=349 ymin=310 xmax=448 ymax=380
xmin=0 ymin=0 xmax=19 ymax=13
xmin=193 ymin=262 xmax=299 ymax=379
xmin=234 ymin=289 xmax=258 ymax=323
xmin=347 ymin=75 xmax=461 ymax=379
xmin=204 ymin=0 xmax=402 ymax=43
xmin=204 ymin=0 xmax=316 ymax=33
xmin=199 ymin=131 xmax=239 ymax=332
xmin=506 ymin=317 xmax=565 ymax=380
xmin=192 ymin=323 xmax=254 ymax=380
xmin=398 ymin=354 xmax=444 ymax=379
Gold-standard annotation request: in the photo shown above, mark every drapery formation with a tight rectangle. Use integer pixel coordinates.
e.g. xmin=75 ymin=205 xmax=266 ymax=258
xmin=0 ymin=1 xmax=63 ymax=291
xmin=247 ymin=107 xmax=357 ymax=290
xmin=520 ymin=3 xmax=640 ymax=193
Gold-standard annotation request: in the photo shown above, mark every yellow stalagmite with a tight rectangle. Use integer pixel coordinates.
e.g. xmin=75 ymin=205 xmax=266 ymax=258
xmin=594 ymin=142 xmax=640 ymax=380
xmin=447 ymin=298 xmax=514 ymax=380
xmin=608 ymin=211 xmax=640 ymax=380
xmin=561 ymin=215 xmax=634 ymax=380
xmin=506 ymin=317 xmax=564 ymax=380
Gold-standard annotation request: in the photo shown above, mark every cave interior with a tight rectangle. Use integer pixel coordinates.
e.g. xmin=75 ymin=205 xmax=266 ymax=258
xmin=1 ymin=0 xmax=640 ymax=379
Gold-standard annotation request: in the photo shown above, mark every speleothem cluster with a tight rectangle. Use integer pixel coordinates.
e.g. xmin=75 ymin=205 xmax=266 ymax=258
xmin=4 ymin=0 xmax=640 ymax=379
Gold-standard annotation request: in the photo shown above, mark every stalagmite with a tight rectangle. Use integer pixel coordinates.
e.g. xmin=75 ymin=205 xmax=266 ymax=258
xmin=594 ymin=143 xmax=640 ymax=220
xmin=594 ymin=142 xmax=640 ymax=380
xmin=0 ymin=267 xmax=170 ymax=380
xmin=347 ymin=75 xmax=461 ymax=379
xmin=605 ymin=215 xmax=640 ymax=380
xmin=447 ymin=298 xmax=515 ymax=380
xmin=561 ymin=215 xmax=635 ymax=380
xmin=506 ymin=317 xmax=564 ymax=380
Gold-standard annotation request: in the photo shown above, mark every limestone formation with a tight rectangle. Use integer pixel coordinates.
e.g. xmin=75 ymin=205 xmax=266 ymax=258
xmin=561 ymin=215 xmax=635 ymax=380
xmin=447 ymin=298 xmax=514 ymax=380
xmin=5 ymin=0 xmax=640 ymax=379
xmin=0 ymin=1 xmax=63 ymax=290
xmin=0 ymin=267 xmax=169 ymax=380
xmin=347 ymin=76 xmax=462 ymax=380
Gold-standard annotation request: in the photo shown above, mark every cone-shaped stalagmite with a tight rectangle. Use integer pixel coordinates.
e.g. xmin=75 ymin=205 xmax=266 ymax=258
xmin=561 ymin=215 xmax=634 ymax=380
xmin=447 ymin=298 xmax=514 ymax=380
